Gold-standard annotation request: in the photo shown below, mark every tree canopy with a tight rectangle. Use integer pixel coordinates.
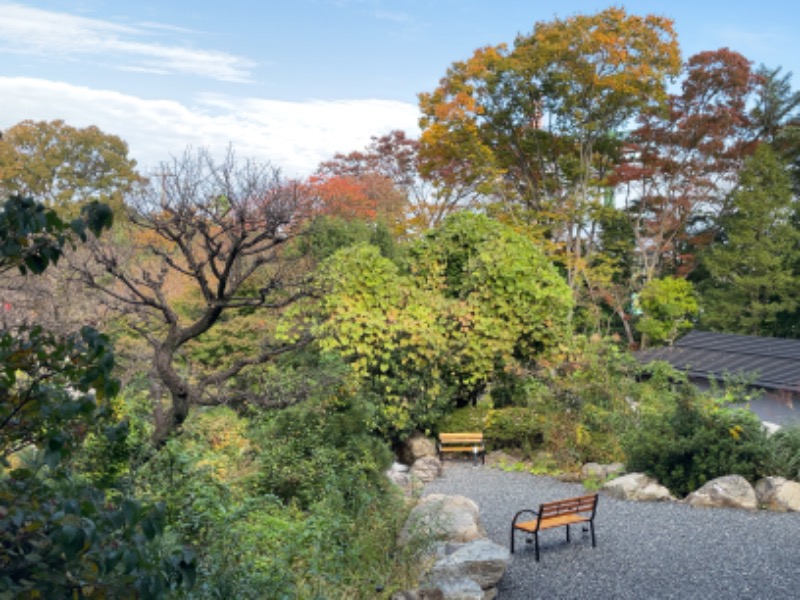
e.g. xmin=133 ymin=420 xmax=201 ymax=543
xmin=0 ymin=120 xmax=142 ymax=217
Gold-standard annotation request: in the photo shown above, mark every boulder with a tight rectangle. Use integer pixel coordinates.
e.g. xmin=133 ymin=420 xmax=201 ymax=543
xmin=685 ymin=475 xmax=758 ymax=510
xmin=401 ymin=432 xmax=439 ymax=465
xmin=400 ymin=494 xmax=485 ymax=545
xmin=386 ymin=462 xmax=422 ymax=498
xmin=425 ymin=539 xmax=510 ymax=591
xmin=410 ymin=456 xmax=443 ymax=484
xmin=582 ymin=462 xmax=625 ymax=481
xmin=755 ymin=476 xmax=800 ymax=512
xmin=602 ymin=473 xmax=675 ymax=502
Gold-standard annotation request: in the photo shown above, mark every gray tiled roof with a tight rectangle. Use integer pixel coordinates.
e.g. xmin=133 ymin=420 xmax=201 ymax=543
xmin=636 ymin=330 xmax=800 ymax=392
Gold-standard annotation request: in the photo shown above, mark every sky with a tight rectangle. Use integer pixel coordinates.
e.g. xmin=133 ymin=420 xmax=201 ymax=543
xmin=2 ymin=0 xmax=799 ymax=177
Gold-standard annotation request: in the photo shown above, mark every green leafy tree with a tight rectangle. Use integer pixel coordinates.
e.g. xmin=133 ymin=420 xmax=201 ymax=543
xmin=0 ymin=120 xmax=142 ymax=217
xmin=409 ymin=212 xmax=573 ymax=379
xmin=314 ymin=213 xmax=572 ymax=437
xmin=314 ymin=243 xmax=454 ymax=436
xmin=699 ymin=144 xmax=800 ymax=335
xmin=636 ymin=277 xmax=699 ymax=347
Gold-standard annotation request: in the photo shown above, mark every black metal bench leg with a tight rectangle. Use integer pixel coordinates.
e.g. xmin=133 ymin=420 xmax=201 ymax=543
xmin=590 ymin=521 xmax=596 ymax=547
xmin=566 ymin=524 xmax=571 ymax=543
xmin=534 ymin=532 xmax=540 ymax=562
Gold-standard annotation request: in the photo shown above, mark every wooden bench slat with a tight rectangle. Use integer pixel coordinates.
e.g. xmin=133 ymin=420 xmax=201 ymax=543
xmin=437 ymin=432 xmax=485 ymax=465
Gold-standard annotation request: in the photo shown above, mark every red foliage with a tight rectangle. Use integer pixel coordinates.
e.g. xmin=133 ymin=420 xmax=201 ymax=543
xmin=613 ymin=48 xmax=761 ymax=278
xmin=306 ymin=174 xmax=378 ymax=221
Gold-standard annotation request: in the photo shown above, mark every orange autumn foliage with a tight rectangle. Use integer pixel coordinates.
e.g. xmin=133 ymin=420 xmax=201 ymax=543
xmin=307 ymin=174 xmax=378 ymax=221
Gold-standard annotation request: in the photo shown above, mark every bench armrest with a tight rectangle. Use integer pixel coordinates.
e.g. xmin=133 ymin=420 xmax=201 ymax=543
xmin=511 ymin=509 xmax=538 ymax=528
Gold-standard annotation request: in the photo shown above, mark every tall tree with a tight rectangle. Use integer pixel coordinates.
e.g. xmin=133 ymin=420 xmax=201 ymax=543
xmin=698 ymin=145 xmax=799 ymax=335
xmin=74 ymin=148 xmax=312 ymax=445
xmin=615 ymin=49 xmax=760 ymax=282
xmin=418 ymin=7 xmax=680 ymax=291
xmin=751 ymin=65 xmax=800 ymax=193
xmin=0 ymin=120 xmax=142 ymax=217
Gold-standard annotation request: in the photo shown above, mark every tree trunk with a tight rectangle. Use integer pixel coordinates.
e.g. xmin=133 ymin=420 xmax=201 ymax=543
xmin=151 ymin=341 xmax=193 ymax=447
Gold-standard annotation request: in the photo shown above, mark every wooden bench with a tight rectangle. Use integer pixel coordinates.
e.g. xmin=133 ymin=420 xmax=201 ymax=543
xmin=437 ymin=432 xmax=485 ymax=465
xmin=510 ymin=493 xmax=598 ymax=561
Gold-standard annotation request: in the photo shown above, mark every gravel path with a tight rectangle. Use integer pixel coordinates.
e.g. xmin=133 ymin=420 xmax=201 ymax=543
xmin=423 ymin=463 xmax=800 ymax=599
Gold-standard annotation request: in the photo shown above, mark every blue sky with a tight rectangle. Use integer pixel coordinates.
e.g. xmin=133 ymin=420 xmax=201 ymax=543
xmin=2 ymin=0 xmax=799 ymax=176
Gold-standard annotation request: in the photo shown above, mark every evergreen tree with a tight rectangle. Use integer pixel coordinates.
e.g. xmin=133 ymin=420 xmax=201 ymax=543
xmin=699 ymin=145 xmax=799 ymax=335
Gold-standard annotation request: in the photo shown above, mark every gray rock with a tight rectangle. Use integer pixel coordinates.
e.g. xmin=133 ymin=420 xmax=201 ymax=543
xmin=402 ymin=431 xmax=439 ymax=465
xmin=400 ymin=494 xmax=486 ymax=545
xmin=602 ymin=472 xmax=675 ymax=502
xmin=386 ymin=466 xmax=422 ymax=498
xmin=685 ymin=475 xmax=757 ymax=510
xmin=411 ymin=456 xmax=443 ymax=484
xmin=426 ymin=538 xmax=510 ymax=591
xmin=755 ymin=476 xmax=800 ymax=512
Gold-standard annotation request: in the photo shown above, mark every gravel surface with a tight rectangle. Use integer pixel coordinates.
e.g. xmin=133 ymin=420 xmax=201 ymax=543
xmin=423 ymin=463 xmax=800 ymax=599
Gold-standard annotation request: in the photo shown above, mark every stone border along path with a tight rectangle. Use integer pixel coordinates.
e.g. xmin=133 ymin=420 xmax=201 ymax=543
xmin=423 ymin=463 xmax=800 ymax=599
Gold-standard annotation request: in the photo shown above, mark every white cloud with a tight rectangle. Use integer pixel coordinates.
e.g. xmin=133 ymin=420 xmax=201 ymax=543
xmin=0 ymin=3 xmax=254 ymax=82
xmin=0 ymin=77 xmax=420 ymax=177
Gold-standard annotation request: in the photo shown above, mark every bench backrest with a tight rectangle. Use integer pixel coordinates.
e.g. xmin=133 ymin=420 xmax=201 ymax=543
xmin=439 ymin=433 xmax=484 ymax=445
xmin=538 ymin=493 xmax=598 ymax=521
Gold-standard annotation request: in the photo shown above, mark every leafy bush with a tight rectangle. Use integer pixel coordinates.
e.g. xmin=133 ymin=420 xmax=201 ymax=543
xmin=249 ymin=396 xmax=393 ymax=511
xmin=137 ymin=396 xmax=426 ymax=598
xmin=764 ymin=424 xmax=800 ymax=481
xmin=521 ymin=337 xmax=638 ymax=467
xmin=436 ymin=404 xmax=492 ymax=433
xmin=436 ymin=404 xmax=545 ymax=454
xmin=623 ymin=384 xmax=771 ymax=497
xmin=0 ymin=327 xmax=194 ymax=599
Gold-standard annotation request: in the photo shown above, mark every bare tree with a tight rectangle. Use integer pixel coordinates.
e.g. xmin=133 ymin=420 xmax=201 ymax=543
xmin=75 ymin=148 xmax=313 ymax=445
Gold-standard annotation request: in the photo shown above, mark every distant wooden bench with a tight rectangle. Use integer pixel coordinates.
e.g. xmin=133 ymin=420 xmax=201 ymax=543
xmin=437 ymin=432 xmax=485 ymax=465
xmin=510 ymin=493 xmax=598 ymax=561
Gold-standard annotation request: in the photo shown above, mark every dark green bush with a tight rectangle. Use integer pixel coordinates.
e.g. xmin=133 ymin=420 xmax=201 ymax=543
xmin=436 ymin=404 xmax=491 ymax=433
xmin=485 ymin=407 xmax=545 ymax=451
xmin=623 ymin=389 xmax=771 ymax=497
xmin=764 ymin=424 xmax=800 ymax=481
xmin=249 ymin=396 xmax=393 ymax=511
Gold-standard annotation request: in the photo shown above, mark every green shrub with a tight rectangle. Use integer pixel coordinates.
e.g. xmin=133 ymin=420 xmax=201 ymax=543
xmin=485 ymin=407 xmax=545 ymax=452
xmin=623 ymin=388 xmax=771 ymax=497
xmin=436 ymin=404 xmax=545 ymax=454
xmin=134 ymin=395 xmax=429 ymax=599
xmin=249 ymin=396 xmax=393 ymax=511
xmin=436 ymin=404 xmax=491 ymax=433
xmin=764 ymin=424 xmax=800 ymax=481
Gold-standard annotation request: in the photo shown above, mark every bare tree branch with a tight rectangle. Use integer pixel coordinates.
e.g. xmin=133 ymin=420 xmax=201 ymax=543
xmin=73 ymin=147 xmax=314 ymax=445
